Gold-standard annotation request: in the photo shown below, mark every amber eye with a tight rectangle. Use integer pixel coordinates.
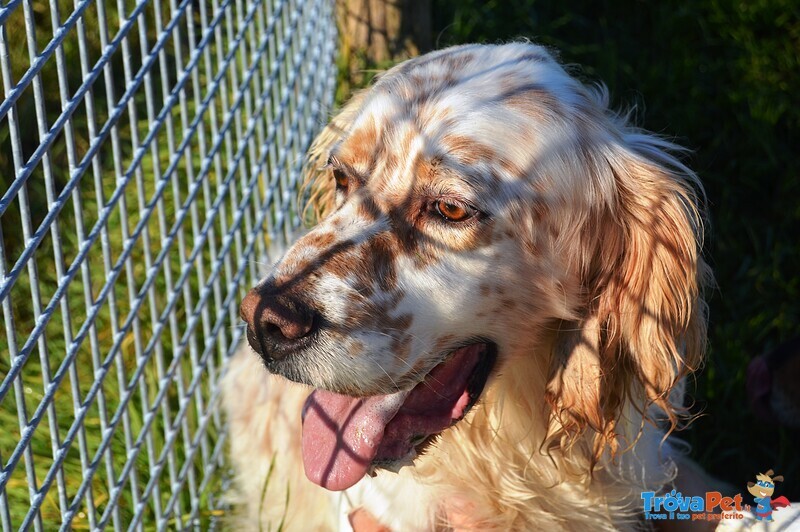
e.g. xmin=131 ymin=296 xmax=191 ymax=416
xmin=435 ymin=200 xmax=472 ymax=222
xmin=333 ymin=168 xmax=349 ymax=190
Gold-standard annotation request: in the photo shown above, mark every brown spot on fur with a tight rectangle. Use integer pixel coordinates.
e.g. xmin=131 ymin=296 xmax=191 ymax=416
xmin=349 ymin=342 xmax=365 ymax=358
xmin=501 ymin=83 xmax=563 ymax=123
xmin=443 ymin=52 xmax=475 ymax=74
xmin=500 ymin=298 xmax=517 ymax=310
xmin=303 ymin=231 xmax=336 ymax=249
xmin=497 ymin=156 xmax=527 ymax=180
xmin=378 ymin=196 xmax=428 ymax=263
xmin=318 ymin=247 xmax=353 ymax=280
xmin=441 ymin=134 xmax=497 ymax=166
xmin=414 ymin=156 xmax=443 ymax=184
xmin=337 ymin=119 xmax=381 ymax=173
xmin=365 ymin=236 xmax=399 ymax=293
xmin=357 ymin=194 xmax=383 ymax=222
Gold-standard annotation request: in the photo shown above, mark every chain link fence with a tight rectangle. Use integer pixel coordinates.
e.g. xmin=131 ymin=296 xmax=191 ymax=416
xmin=0 ymin=0 xmax=337 ymax=528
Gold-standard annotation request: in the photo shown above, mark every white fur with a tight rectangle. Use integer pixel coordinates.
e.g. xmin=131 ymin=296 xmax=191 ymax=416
xmin=222 ymin=42 xmax=712 ymax=530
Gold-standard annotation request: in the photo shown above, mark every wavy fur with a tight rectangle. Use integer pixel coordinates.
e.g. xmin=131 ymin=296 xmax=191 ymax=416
xmin=223 ymin=42 xmax=711 ymax=531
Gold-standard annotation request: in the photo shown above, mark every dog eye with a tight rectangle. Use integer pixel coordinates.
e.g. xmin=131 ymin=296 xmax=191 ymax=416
xmin=333 ymin=168 xmax=349 ymax=191
xmin=434 ymin=200 xmax=473 ymax=222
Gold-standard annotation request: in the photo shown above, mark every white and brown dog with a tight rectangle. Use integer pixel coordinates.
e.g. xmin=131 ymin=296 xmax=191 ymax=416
xmin=222 ymin=42 xmax=712 ymax=530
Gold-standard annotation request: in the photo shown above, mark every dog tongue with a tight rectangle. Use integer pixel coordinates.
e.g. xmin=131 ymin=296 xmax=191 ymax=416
xmin=301 ymin=389 xmax=409 ymax=491
xmin=300 ymin=345 xmax=484 ymax=491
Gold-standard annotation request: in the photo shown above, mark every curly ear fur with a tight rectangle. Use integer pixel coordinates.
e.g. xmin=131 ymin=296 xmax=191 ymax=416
xmin=546 ymin=125 xmax=711 ymax=461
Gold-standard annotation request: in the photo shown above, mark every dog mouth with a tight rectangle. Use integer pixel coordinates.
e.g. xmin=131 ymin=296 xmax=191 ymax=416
xmin=300 ymin=342 xmax=496 ymax=491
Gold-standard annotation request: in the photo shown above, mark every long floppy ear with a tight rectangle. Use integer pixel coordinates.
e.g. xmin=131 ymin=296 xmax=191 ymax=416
xmin=546 ymin=129 xmax=711 ymax=460
xmin=300 ymin=90 xmax=369 ymax=223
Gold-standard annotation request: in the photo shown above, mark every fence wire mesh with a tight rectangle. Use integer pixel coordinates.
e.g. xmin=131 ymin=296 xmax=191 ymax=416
xmin=0 ymin=0 xmax=337 ymax=528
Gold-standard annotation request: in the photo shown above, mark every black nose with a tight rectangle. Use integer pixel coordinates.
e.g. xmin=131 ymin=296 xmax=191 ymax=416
xmin=240 ymin=288 xmax=317 ymax=359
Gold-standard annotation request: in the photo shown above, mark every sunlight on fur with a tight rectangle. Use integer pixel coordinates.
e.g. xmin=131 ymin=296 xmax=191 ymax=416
xmin=222 ymin=42 xmax=712 ymax=531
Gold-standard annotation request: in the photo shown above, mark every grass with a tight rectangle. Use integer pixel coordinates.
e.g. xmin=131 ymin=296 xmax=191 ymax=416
xmin=0 ymin=0 xmax=281 ymax=527
xmin=257 ymin=456 xmax=290 ymax=532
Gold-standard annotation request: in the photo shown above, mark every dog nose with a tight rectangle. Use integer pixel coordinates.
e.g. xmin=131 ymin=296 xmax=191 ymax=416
xmin=240 ymin=288 xmax=316 ymax=358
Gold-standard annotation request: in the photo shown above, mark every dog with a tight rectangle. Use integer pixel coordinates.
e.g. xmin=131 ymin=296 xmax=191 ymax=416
xmin=222 ymin=42 xmax=713 ymax=530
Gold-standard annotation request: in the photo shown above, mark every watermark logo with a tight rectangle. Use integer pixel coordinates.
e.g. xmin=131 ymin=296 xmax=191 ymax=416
xmin=746 ymin=469 xmax=790 ymax=522
xmin=641 ymin=489 xmax=746 ymax=523
xmin=641 ymin=468 xmax=792 ymax=523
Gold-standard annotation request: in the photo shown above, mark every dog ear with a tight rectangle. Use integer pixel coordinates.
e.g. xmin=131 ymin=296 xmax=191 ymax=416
xmin=599 ymin=132 xmax=711 ymax=424
xmin=765 ymin=469 xmax=775 ymax=477
xmin=773 ymin=475 xmax=784 ymax=483
xmin=300 ymin=90 xmax=369 ymax=223
xmin=545 ymin=315 xmax=611 ymax=457
xmin=546 ymin=131 xmax=711 ymax=460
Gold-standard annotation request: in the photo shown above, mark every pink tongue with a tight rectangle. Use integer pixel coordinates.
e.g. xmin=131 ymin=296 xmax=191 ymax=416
xmin=301 ymin=389 xmax=408 ymax=491
xmin=301 ymin=345 xmax=484 ymax=491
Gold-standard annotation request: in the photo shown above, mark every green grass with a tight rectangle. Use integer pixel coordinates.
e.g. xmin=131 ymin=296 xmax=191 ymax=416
xmin=257 ymin=456 xmax=290 ymax=532
xmin=0 ymin=0 xmax=275 ymax=527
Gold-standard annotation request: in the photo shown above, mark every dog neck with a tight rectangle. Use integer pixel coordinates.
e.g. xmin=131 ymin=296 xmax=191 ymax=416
xmin=406 ymin=335 xmax=674 ymax=530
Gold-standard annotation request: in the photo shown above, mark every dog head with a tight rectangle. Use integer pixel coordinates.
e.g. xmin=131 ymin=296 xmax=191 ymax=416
xmin=240 ymin=43 xmax=709 ymax=490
